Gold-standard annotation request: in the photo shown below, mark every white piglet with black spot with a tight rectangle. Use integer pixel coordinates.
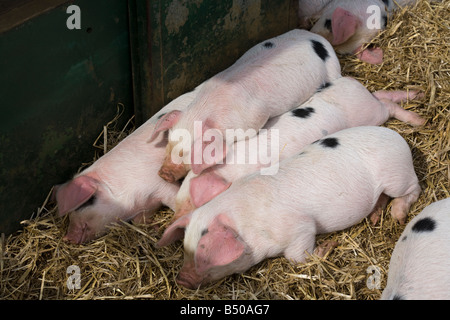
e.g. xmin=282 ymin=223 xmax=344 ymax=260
xmin=299 ymin=0 xmax=422 ymax=64
xmin=382 ymin=197 xmax=450 ymax=300
xmin=173 ymin=76 xmax=424 ymax=220
xmin=158 ymin=126 xmax=421 ymax=289
xmin=150 ymin=29 xmax=341 ymax=183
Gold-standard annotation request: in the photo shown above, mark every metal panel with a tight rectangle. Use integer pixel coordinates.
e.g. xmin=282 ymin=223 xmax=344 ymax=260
xmin=130 ymin=0 xmax=299 ymax=123
xmin=0 ymin=0 xmax=133 ymax=234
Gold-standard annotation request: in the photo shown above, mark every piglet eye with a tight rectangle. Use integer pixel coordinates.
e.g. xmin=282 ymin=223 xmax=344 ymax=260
xmin=76 ymin=195 xmax=96 ymax=211
xmin=201 ymin=228 xmax=208 ymax=236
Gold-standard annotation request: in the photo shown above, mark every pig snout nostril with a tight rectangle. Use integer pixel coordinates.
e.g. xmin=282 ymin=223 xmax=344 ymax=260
xmin=176 ymin=273 xmax=198 ymax=289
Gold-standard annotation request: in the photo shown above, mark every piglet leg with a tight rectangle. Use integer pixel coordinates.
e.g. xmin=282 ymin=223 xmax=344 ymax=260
xmin=388 ymin=184 xmax=422 ymax=225
xmin=379 ymin=99 xmax=425 ymax=126
xmin=368 ymin=193 xmax=390 ymax=225
xmin=314 ymin=240 xmax=339 ymax=258
xmin=372 ymin=90 xmax=424 ymax=103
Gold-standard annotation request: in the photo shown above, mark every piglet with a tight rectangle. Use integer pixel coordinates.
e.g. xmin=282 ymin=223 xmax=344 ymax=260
xmin=304 ymin=0 xmax=424 ymax=64
xmin=174 ymin=77 xmax=424 ymax=220
xmin=158 ymin=126 xmax=421 ymax=288
xmin=298 ymin=0 xmax=333 ymax=28
xmin=53 ymin=87 xmax=201 ymax=244
xmin=150 ymin=29 xmax=341 ymax=183
xmin=381 ymin=197 xmax=450 ymax=300
xmin=308 ymin=0 xmax=388 ymax=64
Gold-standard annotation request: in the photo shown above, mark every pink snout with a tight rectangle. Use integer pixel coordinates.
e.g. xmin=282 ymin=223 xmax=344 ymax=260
xmin=176 ymin=261 xmax=205 ymax=289
xmin=63 ymin=218 xmax=100 ymax=244
xmin=63 ymin=223 xmax=88 ymax=244
xmin=158 ymin=160 xmax=188 ymax=183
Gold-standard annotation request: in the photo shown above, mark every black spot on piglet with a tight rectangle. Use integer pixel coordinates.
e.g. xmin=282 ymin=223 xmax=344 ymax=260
xmin=412 ymin=217 xmax=436 ymax=233
xmin=317 ymin=82 xmax=332 ymax=92
xmin=324 ymin=19 xmax=332 ymax=32
xmin=292 ymin=107 xmax=315 ymax=118
xmin=263 ymin=41 xmax=274 ymax=48
xmin=311 ymin=40 xmax=329 ymax=62
xmin=201 ymin=228 xmax=209 ymax=236
xmin=320 ymin=137 xmax=339 ymax=148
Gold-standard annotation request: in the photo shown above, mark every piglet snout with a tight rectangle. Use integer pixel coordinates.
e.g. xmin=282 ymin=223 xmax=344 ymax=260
xmin=176 ymin=258 xmax=205 ymax=289
xmin=176 ymin=270 xmax=203 ymax=290
xmin=158 ymin=162 xmax=187 ymax=183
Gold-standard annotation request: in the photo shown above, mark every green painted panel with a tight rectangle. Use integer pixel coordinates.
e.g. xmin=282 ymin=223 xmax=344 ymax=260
xmin=0 ymin=0 xmax=133 ymax=234
xmin=131 ymin=0 xmax=298 ymax=122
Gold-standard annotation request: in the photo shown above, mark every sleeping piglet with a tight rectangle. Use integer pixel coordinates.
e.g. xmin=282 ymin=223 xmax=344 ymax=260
xmin=150 ymin=29 xmax=341 ymax=183
xmin=173 ymin=77 xmax=424 ymax=220
xmin=53 ymin=87 xmax=201 ymax=244
xmin=381 ymin=197 xmax=450 ymax=300
xmin=303 ymin=0 xmax=421 ymax=64
xmin=308 ymin=0 xmax=389 ymax=64
xmin=158 ymin=126 xmax=421 ymax=289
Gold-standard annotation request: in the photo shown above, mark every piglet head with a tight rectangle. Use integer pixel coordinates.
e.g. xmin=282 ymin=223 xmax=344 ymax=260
xmin=54 ymin=175 xmax=125 ymax=244
xmin=157 ymin=213 xmax=253 ymax=289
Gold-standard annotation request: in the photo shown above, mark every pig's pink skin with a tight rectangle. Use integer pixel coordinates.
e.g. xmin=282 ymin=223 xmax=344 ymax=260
xmin=150 ymin=110 xmax=182 ymax=142
xmin=55 ymin=88 xmax=201 ymax=244
xmin=160 ymin=126 xmax=421 ymax=288
xmin=354 ymin=45 xmax=384 ymax=65
xmin=372 ymin=90 xmax=425 ymax=103
xmin=368 ymin=193 xmax=390 ymax=225
xmin=55 ymin=175 xmax=98 ymax=217
xmin=382 ymin=198 xmax=450 ymax=300
xmin=176 ymin=259 xmax=203 ymax=289
xmin=174 ymin=77 xmax=425 ymax=219
xmin=156 ymin=29 xmax=341 ymax=181
xmin=189 ymin=171 xmax=232 ymax=208
xmin=331 ymin=7 xmax=360 ymax=46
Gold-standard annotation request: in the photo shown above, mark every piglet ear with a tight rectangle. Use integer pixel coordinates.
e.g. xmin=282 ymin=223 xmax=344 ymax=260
xmin=195 ymin=214 xmax=245 ymax=274
xmin=331 ymin=7 xmax=359 ymax=46
xmin=55 ymin=175 xmax=98 ymax=216
xmin=156 ymin=213 xmax=192 ymax=248
xmin=189 ymin=171 xmax=231 ymax=208
xmin=149 ymin=110 xmax=182 ymax=142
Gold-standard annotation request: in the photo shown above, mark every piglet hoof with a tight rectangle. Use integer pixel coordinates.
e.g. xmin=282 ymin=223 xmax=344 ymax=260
xmin=368 ymin=208 xmax=382 ymax=225
xmin=314 ymin=240 xmax=339 ymax=259
xmin=151 ymin=223 xmax=161 ymax=232
xmin=356 ymin=46 xmax=383 ymax=65
xmin=368 ymin=193 xmax=389 ymax=225
xmin=407 ymin=91 xmax=425 ymax=101
xmin=132 ymin=211 xmax=155 ymax=225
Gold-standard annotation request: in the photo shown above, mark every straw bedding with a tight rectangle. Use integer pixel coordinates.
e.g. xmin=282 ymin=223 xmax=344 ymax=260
xmin=1 ymin=0 xmax=448 ymax=300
